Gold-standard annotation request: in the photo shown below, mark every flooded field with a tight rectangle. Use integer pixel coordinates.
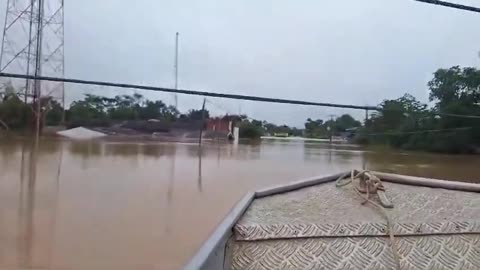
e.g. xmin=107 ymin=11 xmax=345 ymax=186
xmin=0 ymin=137 xmax=479 ymax=270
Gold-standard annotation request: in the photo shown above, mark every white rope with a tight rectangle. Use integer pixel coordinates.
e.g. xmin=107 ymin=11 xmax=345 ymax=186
xmin=336 ymin=170 xmax=401 ymax=270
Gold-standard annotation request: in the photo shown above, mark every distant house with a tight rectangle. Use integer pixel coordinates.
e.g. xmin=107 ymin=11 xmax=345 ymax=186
xmin=206 ymin=115 xmax=241 ymax=133
xmin=206 ymin=117 xmax=231 ymax=132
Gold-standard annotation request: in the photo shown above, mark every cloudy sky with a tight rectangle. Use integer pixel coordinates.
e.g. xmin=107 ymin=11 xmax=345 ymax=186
xmin=1 ymin=0 xmax=479 ymax=126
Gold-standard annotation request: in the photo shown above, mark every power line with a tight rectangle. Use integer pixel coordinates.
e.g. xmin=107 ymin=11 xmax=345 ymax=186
xmin=435 ymin=112 xmax=480 ymax=119
xmin=370 ymin=108 xmax=480 ymax=119
xmin=0 ymin=72 xmax=379 ymax=111
xmin=2 ymin=72 xmax=480 ymax=120
xmin=363 ymin=127 xmax=472 ymax=136
xmin=414 ymin=0 xmax=480 ymax=13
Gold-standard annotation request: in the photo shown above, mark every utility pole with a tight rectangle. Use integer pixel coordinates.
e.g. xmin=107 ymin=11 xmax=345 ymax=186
xmin=174 ymin=32 xmax=179 ymax=108
xmin=328 ymin=114 xmax=336 ymax=144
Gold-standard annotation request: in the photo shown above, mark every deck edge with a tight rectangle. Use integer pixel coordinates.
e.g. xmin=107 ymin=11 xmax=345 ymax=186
xmin=184 ymin=170 xmax=480 ymax=269
xmin=183 ymin=192 xmax=255 ymax=270
xmin=254 ymin=171 xmax=350 ymax=198
xmin=374 ymin=171 xmax=480 ymax=192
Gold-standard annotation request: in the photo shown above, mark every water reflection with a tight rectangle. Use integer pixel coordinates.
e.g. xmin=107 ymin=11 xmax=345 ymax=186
xmin=165 ymin=149 xmax=176 ymax=234
xmin=69 ymin=141 xmax=102 ymax=158
xmin=141 ymin=143 xmax=173 ymax=158
xmin=105 ymin=143 xmax=143 ymax=157
xmin=0 ymin=137 xmax=479 ymax=270
xmin=334 ymin=149 xmax=355 ymax=162
xmin=14 ymin=138 xmax=61 ymax=269
xmin=302 ymin=142 xmax=355 ymax=164
xmin=198 ymin=147 xmax=203 ymax=192
xmin=18 ymin=142 xmax=34 ymax=268
xmin=185 ymin=144 xmax=207 ymax=158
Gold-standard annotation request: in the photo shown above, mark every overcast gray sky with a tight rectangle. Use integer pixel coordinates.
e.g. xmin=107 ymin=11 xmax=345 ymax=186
xmin=1 ymin=0 xmax=479 ymax=126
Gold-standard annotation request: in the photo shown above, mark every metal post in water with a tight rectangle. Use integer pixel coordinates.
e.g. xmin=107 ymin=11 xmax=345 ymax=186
xmin=197 ymin=148 xmax=202 ymax=192
xmin=328 ymin=114 xmax=335 ymax=144
xmin=198 ymin=98 xmax=206 ymax=146
xmin=197 ymin=98 xmax=206 ymax=192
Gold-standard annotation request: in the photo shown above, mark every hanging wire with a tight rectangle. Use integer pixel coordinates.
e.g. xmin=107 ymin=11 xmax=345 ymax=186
xmin=414 ymin=0 xmax=480 ymax=13
xmin=362 ymin=126 xmax=472 ymax=136
xmin=0 ymin=72 xmax=379 ymax=111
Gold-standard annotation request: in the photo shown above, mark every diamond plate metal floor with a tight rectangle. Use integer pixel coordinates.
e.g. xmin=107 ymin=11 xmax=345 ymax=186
xmin=226 ymin=180 xmax=480 ymax=270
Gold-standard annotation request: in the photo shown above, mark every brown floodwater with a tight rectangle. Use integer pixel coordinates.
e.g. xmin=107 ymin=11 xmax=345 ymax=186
xmin=0 ymin=137 xmax=479 ymax=270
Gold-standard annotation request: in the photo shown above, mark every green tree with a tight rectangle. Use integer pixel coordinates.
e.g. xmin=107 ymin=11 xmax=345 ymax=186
xmin=366 ymin=94 xmax=428 ymax=132
xmin=186 ymin=109 xmax=210 ymax=120
xmin=138 ymin=100 xmax=164 ymax=119
xmin=263 ymin=121 xmax=278 ymax=135
xmin=0 ymin=94 xmax=30 ymax=129
xmin=45 ymin=100 xmax=63 ymax=125
xmin=428 ymin=66 xmax=480 ymax=110
xmin=66 ymin=93 xmax=181 ymax=127
xmin=358 ymin=67 xmax=480 ymax=153
xmin=161 ymin=105 xmax=179 ymax=121
xmin=428 ymin=66 xmax=480 ymax=148
xmin=107 ymin=95 xmax=139 ymax=120
xmin=304 ymin=118 xmax=326 ymax=138
xmin=238 ymin=120 xmax=264 ymax=139
xmin=334 ymin=114 xmax=361 ymax=132
xmin=68 ymin=98 xmax=109 ymax=127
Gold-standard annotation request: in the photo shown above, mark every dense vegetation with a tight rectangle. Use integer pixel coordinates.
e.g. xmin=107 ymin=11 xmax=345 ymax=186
xmin=304 ymin=114 xmax=361 ymax=138
xmin=67 ymin=93 xmax=180 ymax=127
xmin=358 ymin=66 xmax=480 ymax=153
xmin=1 ymin=65 xmax=479 ymax=153
xmin=0 ymin=89 xmax=209 ymax=130
xmin=237 ymin=119 xmax=303 ymax=139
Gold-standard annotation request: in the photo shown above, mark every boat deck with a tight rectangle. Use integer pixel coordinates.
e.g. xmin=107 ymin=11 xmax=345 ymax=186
xmin=227 ymin=176 xmax=480 ymax=270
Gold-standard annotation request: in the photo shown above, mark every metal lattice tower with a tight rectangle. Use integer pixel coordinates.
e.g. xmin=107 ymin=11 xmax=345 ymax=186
xmin=0 ymin=0 xmax=64 ymax=110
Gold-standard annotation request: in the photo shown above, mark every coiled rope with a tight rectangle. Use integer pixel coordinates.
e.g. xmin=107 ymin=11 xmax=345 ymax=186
xmin=336 ymin=170 xmax=401 ymax=270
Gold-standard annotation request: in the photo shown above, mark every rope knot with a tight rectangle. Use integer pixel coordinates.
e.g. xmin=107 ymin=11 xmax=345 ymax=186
xmin=336 ymin=170 xmax=401 ymax=270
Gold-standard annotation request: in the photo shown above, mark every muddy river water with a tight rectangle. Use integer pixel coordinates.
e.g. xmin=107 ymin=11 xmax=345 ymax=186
xmin=0 ymin=137 xmax=479 ymax=269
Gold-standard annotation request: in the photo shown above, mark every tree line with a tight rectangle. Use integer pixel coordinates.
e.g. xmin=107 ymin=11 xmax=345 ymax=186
xmin=1 ymin=65 xmax=479 ymax=153
xmin=0 ymin=84 xmax=361 ymax=140
xmin=358 ymin=66 xmax=480 ymax=153
xmin=0 ymin=82 xmax=361 ymax=140
xmin=0 ymin=87 xmax=211 ymax=130
xmin=236 ymin=113 xmax=362 ymax=140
